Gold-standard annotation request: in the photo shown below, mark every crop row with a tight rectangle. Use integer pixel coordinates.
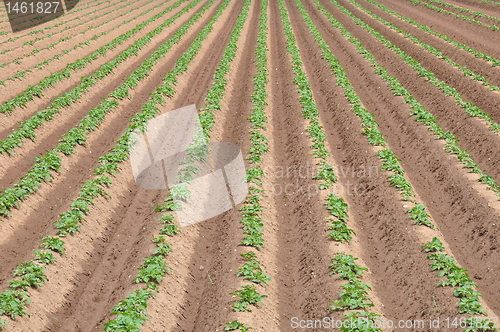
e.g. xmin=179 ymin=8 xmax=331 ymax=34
xmin=0 ymin=0 xmax=225 ymax=328
xmin=330 ymin=0 xmax=500 ymax=198
xmin=105 ymin=0 xmax=256 ymax=329
xmin=361 ymin=0 xmax=500 ymax=68
xmin=0 ymin=0 xmax=191 ymax=157
xmin=421 ymin=0 xmax=500 ymax=25
xmin=3 ymin=0 xmax=166 ymax=83
xmin=476 ymin=0 xmax=500 ymax=5
xmin=0 ymin=0 xmax=199 ymax=221
xmin=5 ymin=0 xmax=101 ymax=24
xmin=0 ymin=0 xmax=184 ymax=115
xmin=2 ymin=0 xmax=130 ymax=58
xmin=0 ymin=0 xmax=102 ymax=34
xmin=347 ymin=0 xmax=500 ymax=96
xmin=279 ymin=0 xmax=382 ymax=329
xmin=0 ymin=0 xmax=157 ymax=81
xmin=226 ymin=2 xmax=270 ymax=332
xmin=404 ymin=0 xmax=500 ymax=31
xmin=314 ymin=0 xmax=495 ymax=326
xmin=0 ymin=0 xmax=113 ymax=45
xmin=216 ymin=0 xmax=271 ymax=330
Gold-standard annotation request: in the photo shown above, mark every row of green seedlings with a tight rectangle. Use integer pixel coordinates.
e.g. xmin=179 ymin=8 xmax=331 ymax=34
xmin=476 ymin=0 xmax=500 ymax=6
xmin=0 ymin=0 xmax=133 ymax=78
xmin=280 ymin=0 xmax=381 ymax=330
xmin=224 ymin=1 xmax=271 ymax=331
xmin=0 ymin=0 xmax=185 ymax=115
xmin=0 ymin=0 xmax=111 ymax=43
xmin=347 ymin=0 xmax=500 ymax=96
xmin=0 ymin=0 xmax=103 ymax=34
xmin=0 ymin=0 xmax=117 ymax=43
xmin=5 ymin=0 xmax=136 ymax=57
xmin=329 ymin=0 xmax=500 ymax=197
xmin=104 ymin=122 xmax=209 ymax=330
xmin=1 ymin=0 xmax=128 ymax=80
xmin=0 ymin=0 xmax=206 ymax=220
xmin=104 ymin=129 xmax=204 ymax=330
xmin=0 ymin=0 xmax=190 ymax=156
xmin=13 ymin=0 xmax=119 ymax=38
xmin=361 ymin=0 xmax=500 ymax=67
xmin=1 ymin=0 xmax=106 ymax=28
xmin=105 ymin=0 xmax=246 ymax=328
xmin=404 ymin=0 xmax=500 ymax=31
xmin=103 ymin=138 xmax=200 ymax=330
xmin=0 ymin=0 xmax=228 ymax=327
xmin=421 ymin=0 xmax=500 ymax=26
xmin=2 ymin=0 xmax=162 ymax=83
xmin=314 ymin=0 xmax=495 ymax=328
xmin=0 ymin=0 xmax=158 ymax=80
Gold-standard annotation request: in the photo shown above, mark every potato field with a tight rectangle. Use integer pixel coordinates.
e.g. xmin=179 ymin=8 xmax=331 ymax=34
xmin=0 ymin=0 xmax=500 ymax=330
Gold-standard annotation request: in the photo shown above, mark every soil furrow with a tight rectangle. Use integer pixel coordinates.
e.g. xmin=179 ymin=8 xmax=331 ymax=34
xmin=0 ymin=0 xmax=135 ymax=67
xmin=0 ymin=0 xmax=163 ymax=83
xmin=334 ymin=0 xmax=500 ymax=188
xmin=0 ymin=0 xmax=120 ymax=53
xmin=266 ymin=0 xmax=348 ymax=326
xmin=28 ymin=0 xmax=245 ymax=330
xmin=0 ymin=0 xmax=103 ymax=38
xmin=443 ymin=0 xmax=500 ymax=13
xmin=426 ymin=0 xmax=500 ymax=25
xmin=0 ymin=0 xmax=213 ymax=285
xmin=144 ymin=1 xmax=255 ymax=330
xmin=354 ymin=0 xmax=500 ymax=89
xmin=376 ymin=0 xmax=500 ymax=60
xmin=292 ymin=0 xmax=473 ymax=323
xmin=0 ymin=0 xmax=195 ymax=193
xmin=0 ymin=0 xmax=190 ymax=133
xmin=315 ymin=0 xmax=500 ymax=314
xmin=0 ymin=0 xmax=130 ymax=53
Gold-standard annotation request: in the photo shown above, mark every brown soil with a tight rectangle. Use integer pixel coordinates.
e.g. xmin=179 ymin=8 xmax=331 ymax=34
xmin=377 ymin=0 xmax=500 ymax=60
xmin=0 ymin=0 xmax=211 ymax=289
xmin=0 ymin=0 xmax=166 ymax=82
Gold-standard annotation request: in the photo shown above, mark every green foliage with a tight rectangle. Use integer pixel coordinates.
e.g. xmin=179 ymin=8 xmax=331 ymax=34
xmin=464 ymin=317 xmax=498 ymax=331
xmin=104 ymin=288 xmax=155 ymax=332
xmin=323 ymin=0 xmax=500 ymax=200
xmin=329 ymin=280 xmax=374 ymax=311
xmin=407 ymin=204 xmax=436 ymax=228
xmin=239 ymin=188 xmax=265 ymax=249
xmin=327 ymin=220 xmax=355 ymax=243
xmin=388 ymin=174 xmax=414 ymax=201
xmin=341 ymin=311 xmax=382 ymax=332
xmin=134 ymin=256 xmax=171 ymax=290
xmin=169 ymin=184 xmax=191 ymax=200
xmin=421 ymin=237 xmax=444 ymax=252
xmin=237 ymin=252 xmax=271 ymax=285
xmin=0 ymin=290 xmax=31 ymax=320
xmin=225 ymin=320 xmax=252 ymax=332
xmin=328 ymin=253 xmax=368 ymax=280
xmin=152 ymin=237 xmax=172 ymax=256
xmin=427 ymin=253 xmax=486 ymax=314
xmin=33 ymin=250 xmax=57 ymax=264
xmin=378 ymin=149 xmax=404 ymax=175
xmin=324 ymin=194 xmax=348 ymax=221
xmin=230 ymin=285 xmax=267 ymax=312
xmin=40 ymin=236 xmax=65 ymax=255
xmin=289 ymin=0 xmax=381 ymax=320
